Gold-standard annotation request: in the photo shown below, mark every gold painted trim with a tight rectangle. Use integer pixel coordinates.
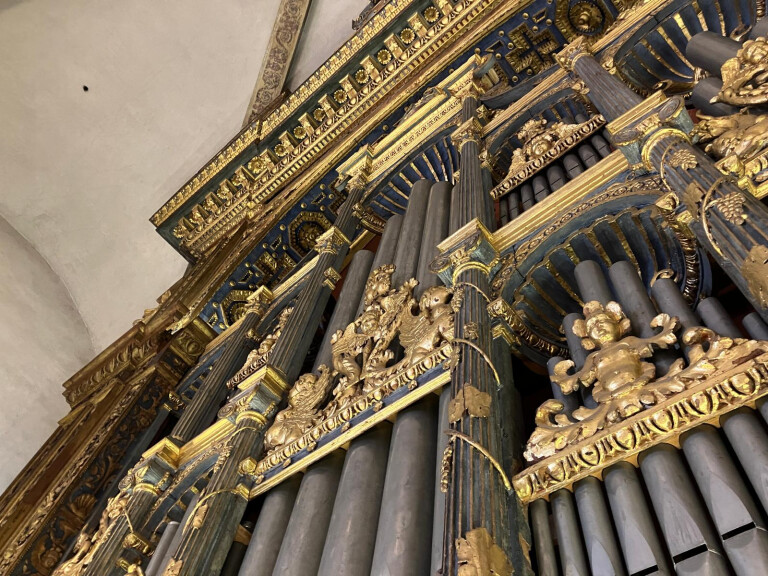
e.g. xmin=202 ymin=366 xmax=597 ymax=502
xmin=248 ymin=370 xmax=450 ymax=499
xmin=492 ymin=151 xmax=629 ymax=253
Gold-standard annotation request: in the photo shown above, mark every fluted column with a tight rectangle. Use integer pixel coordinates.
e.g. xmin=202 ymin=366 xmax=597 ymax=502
xmin=172 ymin=288 xmax=273 ymax=442
xmin=83 ymin=462 xmax=174 ymax=576
xmin=165 ymin=176 xmax=368 ymax=575
xmin=559 ymin=41 xmax=768 ymax=322
xmin=434 ymin=74 xmax=519 ymax=575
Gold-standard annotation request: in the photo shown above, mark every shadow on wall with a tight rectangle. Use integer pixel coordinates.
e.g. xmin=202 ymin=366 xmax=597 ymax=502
xmin=0 ymin=214 xmax=95 ymax=492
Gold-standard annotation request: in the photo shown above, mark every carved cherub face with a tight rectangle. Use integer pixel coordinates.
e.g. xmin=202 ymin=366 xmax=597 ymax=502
xmin=420 ymin=286 xmax=452 ymax=311
xmin=573 ymin=301 xmax=631 ymax=349
xmin=359 ymin=310 xmax=379 ymax=334
xmin=743 ymin=39 xmax=768 ymax=64
xmin=289 ymin=373 xmax=317 ymax=403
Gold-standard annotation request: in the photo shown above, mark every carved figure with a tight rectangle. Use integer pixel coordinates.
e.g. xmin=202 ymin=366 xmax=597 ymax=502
xmin=51 ymin=532 xmax=91 ymax=576
xmin=264 ymin=365 xmax=335 ymax=452
xmin=51 ymin=491 xmax=130 ymax=576
xmin=525 ymin=301 xmax=682 ymax=461
xmin=524 ymin=299 xmax=760 ymax=461
xmin=400 ymin=285 xmax=455 ymax=366
xmin=506 ymin=117 xmax=588 ymax=179
xmin=717 ymin=37 xmax=768 ymax=106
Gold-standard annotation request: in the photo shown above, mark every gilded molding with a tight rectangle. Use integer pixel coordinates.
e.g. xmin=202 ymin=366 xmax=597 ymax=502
xmin=491 ymin=114 xmax=605 ymax=199
xmin=514 ymin=305 xmax=768 ymax=503
xmin=152 ymin=0 xmax=509 ymax=230
xmin=314 ymin=226 xmax=350 ymax=256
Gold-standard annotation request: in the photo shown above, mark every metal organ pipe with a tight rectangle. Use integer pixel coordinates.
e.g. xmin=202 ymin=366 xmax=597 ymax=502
xmin=529 ymin=499 xmax=559 ymax=576
xmin=603 ymin=462 xmax=673 ymax=575
xmin=317 ymin=424 xmax=392 ymax=576
xmin=638 ymin=444 xmax=730 ymax=575
xmin=550 ymin=489 xmax=591 ymax=575
xmin=680 ymin=425 xmax=768 ymax=574
xmin=237 ymin=475 xmax=302 ymax=576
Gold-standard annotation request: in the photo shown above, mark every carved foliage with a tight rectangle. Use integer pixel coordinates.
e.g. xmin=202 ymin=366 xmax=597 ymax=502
xmin=524 ymin=299 xmax=766 ymax=462
xmin=258 ymin=265 xmax=454 ymax=467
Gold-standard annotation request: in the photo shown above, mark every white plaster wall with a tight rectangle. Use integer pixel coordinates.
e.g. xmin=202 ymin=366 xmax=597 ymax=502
xmin=0 ymin=216 xmax=96 ymax=492
xmin=287 ymin=0 xmax=371 ymax=90
xmin=0 ymin=0 xmax=281 ymax=351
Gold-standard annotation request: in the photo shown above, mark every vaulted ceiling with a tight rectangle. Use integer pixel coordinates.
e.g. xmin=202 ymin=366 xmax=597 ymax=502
xmin=0 ymin=0 xmax=366 ymax=351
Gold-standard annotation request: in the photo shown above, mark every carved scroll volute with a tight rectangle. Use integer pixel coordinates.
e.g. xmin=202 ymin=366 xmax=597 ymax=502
xmin=524 ymin=300 xmax=685 ymax=461
xmin=227 ymin=306 xmax=294 ymax=389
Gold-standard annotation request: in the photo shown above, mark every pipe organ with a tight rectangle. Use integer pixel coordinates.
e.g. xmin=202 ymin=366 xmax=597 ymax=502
xmin=6 ymin=0 xmax=768 ymax=574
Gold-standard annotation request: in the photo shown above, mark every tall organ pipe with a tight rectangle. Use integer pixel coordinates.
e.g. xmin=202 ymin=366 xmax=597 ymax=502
xmin=317 ymin=424 xmax=392 ymax=576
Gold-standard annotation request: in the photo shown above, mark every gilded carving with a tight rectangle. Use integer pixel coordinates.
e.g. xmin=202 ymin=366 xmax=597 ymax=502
xmin=263 ymin=365 xmax=334 ymax=454
xmin=456 ymin=527 xmax=513 ymax=576
xmin=227 ymin=306 xmax=293 ymax=388
xmin=524 ymin=300 xmax=684 ymax=461
xmin=314 ymin=226 xmax=350 ymax=255
xmin=323 ymin=268 xmax=342 ymax=290
xmin=712 ymin=191 xmax=747 ymax=225
xmin=694 ymin=112 xmax=768 ymax=181
xmin=251 ymin=266 xmax=455 ymax=474
xmin=667 ymin=149 xmax=698 ymax=170
xmin=51 ymin=491 xmax=130 ymax=576
xmin=742 ymin=245 xmax=768 ymax=307
xmin=448 ymin=385 xmax=492 ymax=422
xmin=716 ymin=37 xmax=768 ymax=106
xmin=492 ymin=114 xmax=605 ymax=198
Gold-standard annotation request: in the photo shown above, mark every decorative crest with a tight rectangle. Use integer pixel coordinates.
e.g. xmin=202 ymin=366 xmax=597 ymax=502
xmin=255 ymin=264 xmax=455 ymax=465
xmin=693 ymin=111 xmax=768 ymax=181
xmin=524 ymin=300 xmax=692 ymax=461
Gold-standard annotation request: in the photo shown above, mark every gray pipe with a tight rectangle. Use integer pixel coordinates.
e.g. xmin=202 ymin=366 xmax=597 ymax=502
xmin=575 ymin=260 xmax=613 ymax=304
xmin=603 ymin=462 xmax=672 ymax=575
xmin=721 ymin=409 xmax=768 ymax=513
xmin=681 ymin=425 xmax=768 ymax=575
xmin=530 ymin=499 xmax=559 ymax=576
xmin=551 ymin=488 xmax=590 ymax=575
xmin=314 ymin=250 xmax=375 ymax=371
xmin=238 ymin=475 xmax=302 ymax=576
xmin=392 ymin=180 xmax=432 ymax=286
xmin=272 ymin=451 xmax=345 ymax=575
xmin=686 ymin=32 xmax=743 ymax=77
xmin=638 ymin=444 xmax=729 ymax=575
xmin=318 ymin=423 xmax=392 ymax=576
xmin=416 ymin=181 xmax=452 ymax=294
xmin=697 ymin=297 xmax=742 ymax=338
xmin=743 ymin=312 xmax=768 ymax=339
xmin=574 ymin=476 xmax=627 ymax=575
xmin=609 ymin=261 xmax=677 ymax=373
xmin=370 ymin=397 xmax=438 ymax=575
xmin=145 ymin=521 xmax=179 ymax=576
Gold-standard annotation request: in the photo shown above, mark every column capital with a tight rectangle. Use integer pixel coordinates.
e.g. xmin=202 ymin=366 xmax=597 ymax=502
xmin=555 ymin=36 xmax=593 ymax=72
xmin=244 ymin=286 xmax=273 ymax=316
xmin=314 ymin=226 xmax=351 ymax=255
xmin=604 ymin=92 xmax=694 ymax=170
xmin=450 ymin=117 xmax=484 ymax=149
xmin=432 ymin=219 xmax=499 ymax=284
